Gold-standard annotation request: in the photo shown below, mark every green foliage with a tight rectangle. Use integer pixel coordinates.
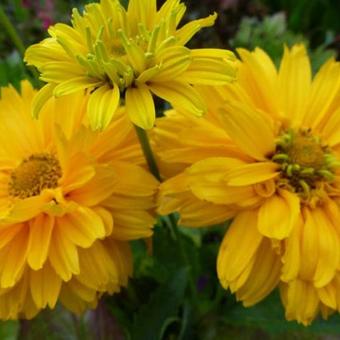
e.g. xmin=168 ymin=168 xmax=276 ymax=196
xmin=130 ymin=268 xmax=188 ymax=340
xmin=231 ymin=12 xmax=336 ymax=73
xmin=0 ymin=52 xmax=27 ymax=90
xmin=0 ymin=321 xmax=18 ymax=340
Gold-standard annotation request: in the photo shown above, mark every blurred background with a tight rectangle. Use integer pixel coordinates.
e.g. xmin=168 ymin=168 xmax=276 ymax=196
xmin=1 ymin=0 xmax=340 ymax=339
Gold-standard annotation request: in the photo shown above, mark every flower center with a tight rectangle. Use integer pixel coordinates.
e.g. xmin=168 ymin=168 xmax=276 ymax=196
xmin=272 ymin=129 xmax=338 ymax=197
xmin=8 ymin=153 xmax=62 ymax=199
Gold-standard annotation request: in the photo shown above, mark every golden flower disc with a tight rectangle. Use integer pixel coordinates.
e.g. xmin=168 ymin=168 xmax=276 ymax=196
xmin=8 ymin=153 xmax=62 ymax=199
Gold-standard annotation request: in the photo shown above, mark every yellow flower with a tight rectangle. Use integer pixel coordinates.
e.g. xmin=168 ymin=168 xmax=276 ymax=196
xmin=24 ymin=0 xmax=236 ymax=130
xmin=154 ymin=44 xmax=340 ymax=325
xmin=0 ymin=81 xmax=158 ymax=319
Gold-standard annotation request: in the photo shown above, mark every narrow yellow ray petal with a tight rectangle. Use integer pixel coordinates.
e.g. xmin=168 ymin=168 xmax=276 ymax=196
xmin=125 ymin=85 xmax=155 ymax=129
xmin=149 ymin=81 xmax=206 ymax=116
xmin=87 ymin=84 xmax=120 ymax=131
xmin=219 ymin=101 xmax=276 ymax=160
xmin=217 ymin=209 xmax=263 ymax=286
xmin=224 ymin=162 xmax=279 ymax=186
xmin=278 ymin=44 xmax=311 ymax=126
xmin=258 ymin=190 xmax=300 ymax=239
xmin=32 ymin=84 xmax=55 ymax=119
xmin=54 ymin=77 xmax=102 ymax=97
xmin=27 ymin=214 xmax=54 ymax=270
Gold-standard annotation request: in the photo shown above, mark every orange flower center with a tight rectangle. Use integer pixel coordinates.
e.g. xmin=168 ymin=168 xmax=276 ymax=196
xmin=8 ymin=153 xmax=62 ymax=199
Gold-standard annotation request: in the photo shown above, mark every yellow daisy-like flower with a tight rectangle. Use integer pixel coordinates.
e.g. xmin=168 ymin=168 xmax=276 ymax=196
xmin=24 ymin=0 xmax=236 ymax=130
xmin=154 ymin=44 xmax=340 ymax=325
xmin=0 ymin=81 xmax=158 ymax=319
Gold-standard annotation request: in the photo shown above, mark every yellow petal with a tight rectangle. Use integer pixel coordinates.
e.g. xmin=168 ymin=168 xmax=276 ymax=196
xmin=27 ymin=214 xmax=54 ymax=270
xmin=54 ymin=77 xmax=102 ymax=97
xmin=30 ymin=263 xmax=62 ymax=309
xmin=318 ymin=283 xmax=337 ymax=309
xmin=40 ymin=62 xmax=84 ymax=82
xmin=176 ymin=13 xmax=217 ymax=45
xmin=303 ymin=58 xmax=340 ymax=130
xmin=110 ymin=210 xmax=155 ymax=240
xmin=236 ymin=47 xmax=279 ymax=117
xmin=217 ymin=210 xmax=263 ymax=286
xmin=182 ymin=58 xmax=235 ymax=85
xmin=152 ymin=46 xmax=191 ymax=82
xmin=93 ymin=207 xmax=114 ymax=237
xmin=283 ymin=279 xmax=319 ymax=326
xmin=299 ymin=208 xmax=319 ymax=281
xmin=67 ymin=279 xmax=96 ymax=302
xmin=128 ymin=0 xmax=157 ymax=30
xmin=49 ymin=225 xmax=80 ymax=281
xmin=318 ymin=106 xmax=340 ymax=146
xmin=312 ymin=209 xmax=339 ymax=287
xmin=125 ymin=85 xmax=155 ymax=129
xmin=1 ymin=226 xmax=29 ymax=288
xmin=219 ymin=101 xmax=275 ymax=160
xmin=225 ymin=162 xmax=279 ymax=186
xmin=31 ymin=84 xmax=55 ymax=119
xmin=236 ymin=238 xmax=281 ymax=306
xmin=281 ymin=216 xmax=303 ymax=282
xmin=87 ymin=84 xmax=120 ymax=131
xmin=278 ymin=44 xmax=311 ymax=126
xmin=57 ymin=207 xmax=106 ymax=248
xmin=110 ymin=162 xmax=158 ymax=196
xmin=0 ymin=192 xmax=52 ymax=225
xmin=69 ymin=165 xmax=117 ymax=206
xmin=0 ymin=223 xmax=23 ymax=249
xmin=258 ymin=190 xmax=300 ymax=239
xmin=77 ymin=241 xmax=117 ymax=289
xmin=187 ymin=157 xmax=257 ymax=205
xmin=149 ymin=81 xmax=206 ymax=116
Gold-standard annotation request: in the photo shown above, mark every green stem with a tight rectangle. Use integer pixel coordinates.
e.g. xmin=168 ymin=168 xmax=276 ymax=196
xmin=134 ymin=125 xmax=161 ymax=181
xmin=134 ymin=126 xmax=198 ymax=299
xmin=0 ymin=6 xmax=25 ymax=56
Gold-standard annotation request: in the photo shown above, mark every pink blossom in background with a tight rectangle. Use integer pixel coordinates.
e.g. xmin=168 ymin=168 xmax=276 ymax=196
xmin=22 ymin=0 xmax=54 ymax=29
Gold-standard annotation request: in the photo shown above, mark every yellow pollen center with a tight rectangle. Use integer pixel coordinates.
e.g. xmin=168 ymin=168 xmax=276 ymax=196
xmin=8 ymin=153 xmax=62 ymax=199
xmin=288 ymin=136 xmax=324 ymax=169
xmin=272 ymin=130 xmax=338 ymax=200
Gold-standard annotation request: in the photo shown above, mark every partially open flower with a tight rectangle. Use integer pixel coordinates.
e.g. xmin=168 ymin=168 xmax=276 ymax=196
xmin=154 ymin=45 xmax=340 ymax=325
xmin=25 ymin=0 xmax=236 ymax=130
xmin=0 ymin=81 xmax=158 ymax=319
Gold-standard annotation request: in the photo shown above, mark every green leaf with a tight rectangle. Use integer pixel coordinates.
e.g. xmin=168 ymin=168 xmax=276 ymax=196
xmin=0 ymin=321 xmax=19 ymax=340
xmin=223 ymin=290 xmax=340 ymax=335
xmin=130 ymin=267 xmax=188 ymax=340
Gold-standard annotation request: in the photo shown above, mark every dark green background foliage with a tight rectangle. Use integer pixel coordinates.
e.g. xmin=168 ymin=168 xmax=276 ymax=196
xmin=1 ymin=0 xmax=340 ymax=339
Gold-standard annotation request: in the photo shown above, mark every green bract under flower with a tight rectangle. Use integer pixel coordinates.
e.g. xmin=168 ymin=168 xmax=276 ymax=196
xmin=25 ymin=0 xmax=236 ymax=130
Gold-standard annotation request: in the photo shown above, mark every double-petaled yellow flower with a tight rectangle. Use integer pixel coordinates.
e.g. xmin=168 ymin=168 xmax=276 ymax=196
xmin=0 ymin=81 xmax=158 ymax=319
xmin=24 ymin=0 xmax=236 ymax=130
xmin=154 ymin=44 xmax=340 ymax=325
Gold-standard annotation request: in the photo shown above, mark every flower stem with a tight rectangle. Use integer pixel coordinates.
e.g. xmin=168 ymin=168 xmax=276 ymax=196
xmin=134 ymin=125 xmax=161 ymax=181
xmin=134 ymin=125 xmax=198 ymax=300
xmin=0 ymin=6 xmax=25 ymax=56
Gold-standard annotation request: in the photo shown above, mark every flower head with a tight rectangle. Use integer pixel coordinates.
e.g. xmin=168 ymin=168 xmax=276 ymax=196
xmin=154 ymin=44 xmax=340 ymax=325
xmin=0 ymin=81 xmax=158 ymax=319
xmin=25 ymin=0 xmax=236 ymax=130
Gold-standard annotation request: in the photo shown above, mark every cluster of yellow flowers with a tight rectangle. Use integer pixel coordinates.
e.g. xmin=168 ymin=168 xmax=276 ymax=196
xmin=1 ymin=0 xmax=340 ymax=326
